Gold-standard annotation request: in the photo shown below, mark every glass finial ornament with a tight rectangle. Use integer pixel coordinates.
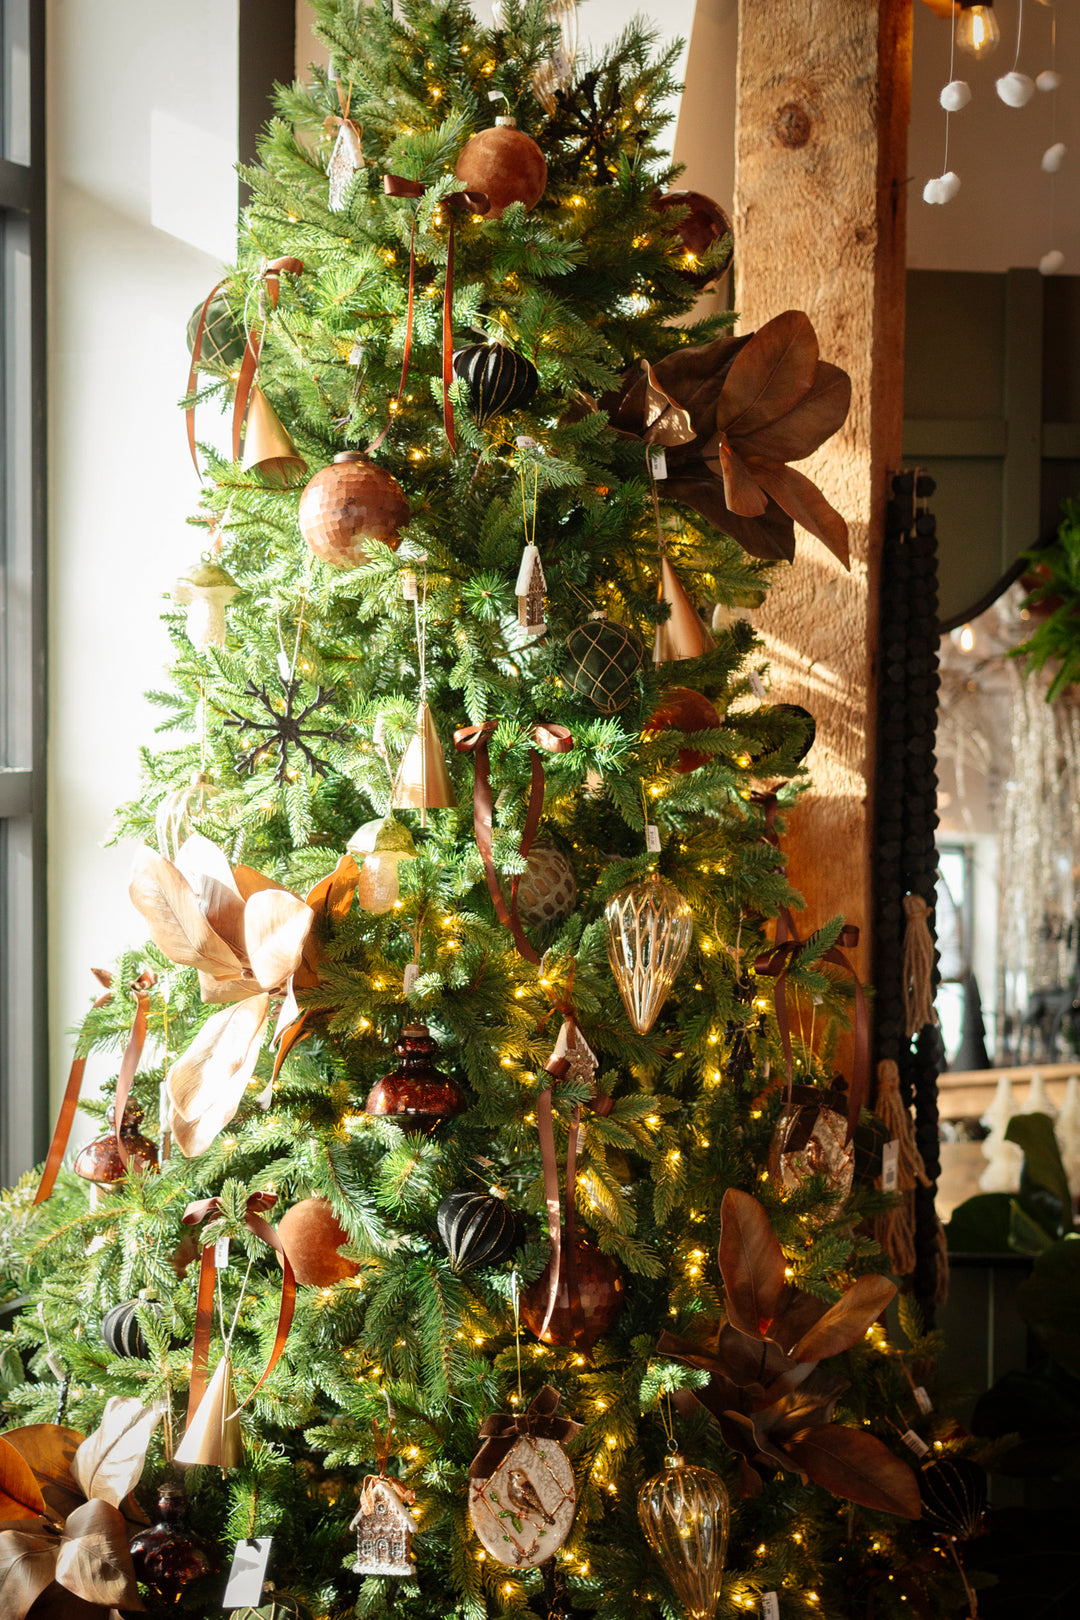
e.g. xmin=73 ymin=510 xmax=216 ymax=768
xmin=73 ymin=1100 xmax=159 ymax=1190
xmin=346 ymin=815 xmax=417 ymax=913
xmin=604 ymin=872 xmax=693 ymax=1034
xmin=172 ymin=561 xmax=240 ymax=650
xmin=364 ymin=1023 xmax=467 ymax=1133
xmin=637 ymin=1453 xmax=730 ymax=1620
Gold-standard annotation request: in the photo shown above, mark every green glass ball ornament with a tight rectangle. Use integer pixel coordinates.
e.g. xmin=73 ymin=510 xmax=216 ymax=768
xmin=186 ymin=292 xmax=246 ymax=376
xmin=562 ymin=617 xmax=645 ymax=715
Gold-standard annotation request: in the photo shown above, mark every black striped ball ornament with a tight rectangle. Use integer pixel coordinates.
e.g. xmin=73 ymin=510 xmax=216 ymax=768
xmin=102 ymin=1295 xmax=164 ymax=1359
xmin=437 ymin=1190 xmax=524 ymax=1275
xmin=452 ymin=343 xmax=539 ymax=427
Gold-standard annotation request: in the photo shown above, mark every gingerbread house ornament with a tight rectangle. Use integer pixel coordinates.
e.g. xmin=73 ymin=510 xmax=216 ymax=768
xmin=350 ymin=1475 xmax=419 ymax=1578
xmin=515 ymin=544 xmax=547 ymax=636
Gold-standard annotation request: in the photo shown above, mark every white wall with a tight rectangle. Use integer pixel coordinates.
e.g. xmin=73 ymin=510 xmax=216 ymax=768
xmin=47 ymin=0 xmax=239 ymax=1102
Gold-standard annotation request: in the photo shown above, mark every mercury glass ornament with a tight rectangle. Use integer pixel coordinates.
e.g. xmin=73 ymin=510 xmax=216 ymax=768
xmin=346 ymin=815 xmax=417 ymax=913
xmin=129 ymin=1480 xmax=212 ymax=1602
xmin=637 ymin=1454 xmax=730 ymax=1620
xmin=73 ymin=1101 xmax=159 ymax=1189
xmin=768 ymin=1096 xmax=854 ymax=1212
xmin=365 ymin=1023 xmax=466 ymax=1133
xmin=604 ymin=873 xmax=693 ymax=1034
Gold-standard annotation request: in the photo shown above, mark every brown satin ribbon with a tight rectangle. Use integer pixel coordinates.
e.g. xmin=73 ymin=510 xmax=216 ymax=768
xmin=33 ymin=970 xmax=155 ymax=1205
xmin=182 ymin=1191 xmax=296 ymax=1427
xmin=382 ymin=175 xmax=490 ymax=452
xmin=453 ymin=720 xmax=573 ymax=966
xmin=468 ymin=1384 xmax=582 ymax=1481
xmin=231 ymin=257 xmax=305 ymax=462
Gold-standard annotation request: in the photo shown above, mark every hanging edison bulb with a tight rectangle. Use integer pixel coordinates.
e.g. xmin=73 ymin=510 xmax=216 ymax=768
xmin=637 ymin=1454 xmax=730 ymax=1620
xmin=604 ymin=873 xmax=693 ymax=1034
xmin=956 ymin=2 xmax=1000 ymax=59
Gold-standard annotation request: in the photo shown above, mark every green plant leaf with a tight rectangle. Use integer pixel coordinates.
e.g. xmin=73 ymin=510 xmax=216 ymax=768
xmin=1005 ymin=1113 xmax=1072 ymax=1228
xmin=945 ymin=1193 xmax=1015 ymax=1254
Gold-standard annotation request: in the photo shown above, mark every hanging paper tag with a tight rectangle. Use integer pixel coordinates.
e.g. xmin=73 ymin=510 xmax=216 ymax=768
xmin=214 ymin=1237 xmax=230 ymax=1270
xmin=901 ymin=1429 xmax=930 ymax=1458
xmin=349 ymin=341 xmax=365 ymax=365
xmin=276 ymin=651 xmax=292 ymax=684
xmin=881 ymin=1139 xmax=900 ymax=1192
xmin=45 ymin=1352 xmax=65 ymax=1381
xmin=913 ymin=1385 xmax=934 ymax=1415
xmin=223 ymin=1538 xmax=273 ymax=1608
xmin=402 ymin=570 xmax=418 ymax=601
xmin=645 ymin=824 xmax=661 ymax=853
xmin=403 ymin=962 xmax=420 ymax=994
xmin=648 ymin=445 xmax=668 ymax=480
xmin=762 ymin=1595 xmax=780 ymax=1620
xmin=748 ymin=671 xmax=767 ymax=700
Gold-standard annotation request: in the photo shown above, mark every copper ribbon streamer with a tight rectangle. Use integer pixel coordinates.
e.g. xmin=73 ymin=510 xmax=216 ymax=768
xmin=33 ymin=970 xmax=155 ymax=1205
xmin=453 ymin=720 xmax=573 ymax=966
xmin=468 ymin=1385 xmax=582 ymax=1481
xmin=231 ymin=258 xmax=305 ymax=462
xmin=382 ymin=176 xmax=490 ymax=452
xmin=182 ymin=1192 xmax=296 ymax=1428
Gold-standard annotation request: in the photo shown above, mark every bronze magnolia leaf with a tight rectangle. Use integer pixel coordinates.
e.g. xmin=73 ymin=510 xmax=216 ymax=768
xmin=712 ymin=1321 xmax=789 ymax=1387
xmin=790 ymin=1273 xmax=897 ymax=1365
xmin=0 ymin=1441 xmax=48 ymax=1525
xmin=196 ymin=971 xmax=266 ymax=1006
xmin=166 ymin=994 xmax=271 ymax=1158
xmin=716 ymin=310 xmax=819 ymax=440
xmin=69 ymin=1399 xmax=163 ymax=1511
xmin=650 ymin=332 xmax=752 ymax=427
xmin=640 ymin=361 xmax=696 ymax=447
xmin=174 ymin=835 xmax=247 ymax=954
xmin=128 ymin=848 xmax=246 ymax=981
xmin=306 ymin=852 xmax=360 ymax=922
xmin=785 ymin=1425 xmax=922 ymax=1519
xmin=717 ymin=1188 xmax=787 ymax=1337
xmin=735 ymin=361 xmax=851 ymax=463
xmin=232 ymin=864 xmax=291 ymax=900
xmin=0 ymin=1528 xmax=57 ymax=1620
xmin=661 ymin=477 xmax=798 ymax=562
xmin=719 ymin=1408 xmax=795 ymax=1476
xmin=748 ymin=461 xmax=850 ymax=565
xmin=54 ymin=1500 xmax=144 ymax=1609
xmin=244 ymin=891 xmax=315 ymax=992
xmin=713 ymin=442 xmax=769 ymax=518
xmin=0 ymin=1429 xmax=84 ymax=1524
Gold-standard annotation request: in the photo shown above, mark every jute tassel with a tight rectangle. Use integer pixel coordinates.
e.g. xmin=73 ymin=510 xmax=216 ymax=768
xmin=872 ymin=1059 xmax=951 ymax=1304
xmin=902 ymin=893 xmax=939 ymax=1038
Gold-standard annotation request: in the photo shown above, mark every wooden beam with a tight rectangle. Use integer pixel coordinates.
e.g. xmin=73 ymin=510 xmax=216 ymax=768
xmin=733 ymin=0 xmax=912 ymax=991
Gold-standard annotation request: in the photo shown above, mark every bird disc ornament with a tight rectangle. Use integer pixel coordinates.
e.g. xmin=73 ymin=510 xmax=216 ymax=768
xmin=637 ymin=1453 xmax=730 ymax=1620
xmin=519 ymin=1238 xmax=626 ymax=1349
xmin=468 ymin=1386 xmax=581 ymax=1568
xmin=365 ymin=1023 xmax=467 ymax=1133
xmin=644 ymin=687 xmax=722 ymax=772
xmin=604 ymin=872 xmax=693 ymax=1034
xmin=453 ymin=343 xmax=539 ymax=426
xmin=102 ymin=1294 xmax=164 ymax=1359
xmin=516 ymin=842 xmax=577 ymax=927
xmin=277 ymin=1196 xmax=360 ymax=1287
xmin=454 ymin=117 xmax=547 ymax=219
xmin=298 ymin=450 xmax=409 ymax=567
xmin=563 ymin=616 xmax=645 ymax=715
xmin=437 ymin=1188 xmax=524 ymax=1274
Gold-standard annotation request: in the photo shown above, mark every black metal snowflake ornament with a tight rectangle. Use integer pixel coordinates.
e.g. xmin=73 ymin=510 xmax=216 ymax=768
xmin=550 ymin=69 xmax=647 ymax=185
xmin=225 ymin=679 xmax=352 ymax=783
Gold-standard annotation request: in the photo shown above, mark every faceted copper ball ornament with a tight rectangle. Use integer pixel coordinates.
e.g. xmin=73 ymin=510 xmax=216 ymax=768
xmin=365 ymin=1022 xmax=467 ymax=1134
xmin=454 ymin=119 xmax=547 ymax=219
xmin=519 ymin=1239 xmax=625 ymax=1349
xmin=644 ymin=687 xmax=723 ymax=772
xmin=298 ymin=450 xmax=409 ymax=568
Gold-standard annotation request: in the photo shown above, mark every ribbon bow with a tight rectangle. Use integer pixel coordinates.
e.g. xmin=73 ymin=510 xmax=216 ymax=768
xmin=468 ymin=1385 xmax=582 ymax=1481
xmin=182 ymin=1192 xmax=296 ymax=1428
xmin=380 ymin=175 xmax=489 ymax=453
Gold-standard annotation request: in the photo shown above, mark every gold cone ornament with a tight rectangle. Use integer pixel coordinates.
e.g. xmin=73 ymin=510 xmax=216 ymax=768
xmin=637 ymin=1453 xmax=730 ymax=1620
xmin=654 ymin=555 xmax=714 ymax=665
xmin=174 ymin=1355 xmax=243 ymax=1471
xmin=241 ymin=386 xmax=306 ymax=486
xmin=392 ymin=702 xmax=456 ymax=812
xmin=604 ymin=872 xmax=693 ymax=1034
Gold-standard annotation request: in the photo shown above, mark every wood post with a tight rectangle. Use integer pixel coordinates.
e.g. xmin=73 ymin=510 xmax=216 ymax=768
xmin=733 ymin=0 xmax=913 ymax=989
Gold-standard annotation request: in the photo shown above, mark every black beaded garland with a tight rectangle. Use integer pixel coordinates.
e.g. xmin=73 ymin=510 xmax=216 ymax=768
xmin=102 ymin=1296 xmax=163 ymax=1359
xmin=452 ymin=343 xmax=539 ymax=427
xmin=436 ymin=1190 xmax=524 ymax=1274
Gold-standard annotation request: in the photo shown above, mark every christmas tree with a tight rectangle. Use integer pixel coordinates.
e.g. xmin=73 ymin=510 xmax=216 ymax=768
xmin=0 ymin=4 xmax=975 ymax=1618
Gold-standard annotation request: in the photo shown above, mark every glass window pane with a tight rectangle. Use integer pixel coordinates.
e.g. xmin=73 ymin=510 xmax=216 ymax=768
xmin=1 ymin=210 xmax=32 ymax=768
xmin=1 ymin=0 xmax=31 ymax=166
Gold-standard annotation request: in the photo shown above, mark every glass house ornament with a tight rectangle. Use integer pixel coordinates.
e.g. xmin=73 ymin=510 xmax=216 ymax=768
xmin=73 ymin=1100 xmax=159 ymax=1190
xmin=172 ymin=561 xmax=240 ymax=650
xmin=515 ymin=544 xmax=547 ymax=635
xmin=350 ymin=1475 xmax=420 ymax=1578
xmin=604 ymin=872 xmax=693 ymax=1034
xmin=346 ymin=814 xmax=417 ymax=913
xmin=637 ymin=1453 xmax=730 ymax=1620
xmin=365 ymin=1023 xmax=467 ymax=1134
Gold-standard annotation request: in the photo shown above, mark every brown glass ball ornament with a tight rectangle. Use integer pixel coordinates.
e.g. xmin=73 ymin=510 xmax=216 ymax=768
xmin=298 ymin=451 xmax=409 ymax=568
xmin=644 ymin=687 xmax=723 ymax=772
xmin=129 ymin=1480 xmax=213 ymax=1603
xmin=73 ymin=1101 xmax=159 ymax=1188
xmin=277 ymin=1196 xmax=360 ymax=1287
xmin=365 ymin=1023 xmax=467 ymax=1134
xmin=454 ymin=118 xmax=547 ymax=219
xmin=519 ymin=1238 xmax=625 ymax=1350
xmin=652 ymin=190 xmax=734 ymax=288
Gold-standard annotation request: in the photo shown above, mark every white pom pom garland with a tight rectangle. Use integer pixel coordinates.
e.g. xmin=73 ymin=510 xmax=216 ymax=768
xmin=996 ymin=71 xmax=1036 ymax=107
xmin=940 ymin=79 xmax=972 ymax=112
xmin=922 ymin=173 xmax=961 ymax=206
xmin=1042 ymin=142 xmax=1067 ymax=174
xmin=1036 ymin=69 xmax=1062 ymax=92
xmin=1039 ymin=250 xmax=1065 ymax=277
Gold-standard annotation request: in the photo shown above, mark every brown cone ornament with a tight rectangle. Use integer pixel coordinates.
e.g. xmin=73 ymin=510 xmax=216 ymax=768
xmin=242 ymin=386 xmax=306 ymax=486
xmin=277 ymin=1196 xmax=360 ymax=1287
xmin=365 ymin=1022 xmax=466 ymax=1133
xmin=519 ymin=1238 xmax=625 ymax=1349
xmin=392 ymin=702 xmax=457 ymax=810
xmin=644 ymin=687 xmax=723 ymax=772
xmin=454 ymin=118 xmax=547 ymax=219
xmin=298 ymin=450 xmax=408 ymax=568
xmin=654 ymin=555 xmax=714 ymax=665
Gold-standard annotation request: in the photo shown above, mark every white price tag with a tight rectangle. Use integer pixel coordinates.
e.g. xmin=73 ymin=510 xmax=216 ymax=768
xmin=645 ymin=824 xmax=661 ymax=853
xmin=403 ymin=962 xmax=419 ymax=994
xmin=223 ymin=1538 xmax=273 ymax=1608
xmin=748 ymin=671 xmax=767 ymax=700
xmin=45 ymin=1352 xmax=65 ymax=1381
xmin=401 ymin=570 xmax=418 ymax=601
xmin=901 ymin=1428 xmax=930 ymax=1458
xmin=276 ymin=651 xmax=292 ymax=683
xmin=913 ymin=1385 xmax=934 ymax=1415
xmin=214 ymin=1237 xmax=230 ymax=1270
xmin=881 ymin=1138 xmax=900 ymax=1192
xmin=648 ymin=445 xmax=668 ymax=480
xmin=762 ymin=1595 xmax=780 ymax=1620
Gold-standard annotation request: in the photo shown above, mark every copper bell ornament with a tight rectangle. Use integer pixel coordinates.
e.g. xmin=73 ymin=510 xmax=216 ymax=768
xmin=73 ymin=1100 xmax=159 ymax=1190
xmin=364 ymin=1023 xmax=466 ymax=1134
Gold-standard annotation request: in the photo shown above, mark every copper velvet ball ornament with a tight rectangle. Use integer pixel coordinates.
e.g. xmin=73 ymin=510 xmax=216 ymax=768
xmin=73 ymin=1100 xmax=159 ymax=1188
xmin=298 ymin=450 xmax=409 ymax=567
xmin=454 ymin=117 xmax=547 ymax=219
xmin=520 ymin=1238 xmax=625 ymax=1349
xmin=277 ymin=1196 xmax=360 ymax=1287
xmin=652 ymin=190 xmax=734 ymax=288
xmin=644 ymin=687 xmax=723 ymax=772
xmin=129 ymin=1480 xmax=212 ymax=1603
xmin=365 ymin=1023 xmax=466 ymax=1134
xmin=453 ymin=342 xmax=539 ymax=427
